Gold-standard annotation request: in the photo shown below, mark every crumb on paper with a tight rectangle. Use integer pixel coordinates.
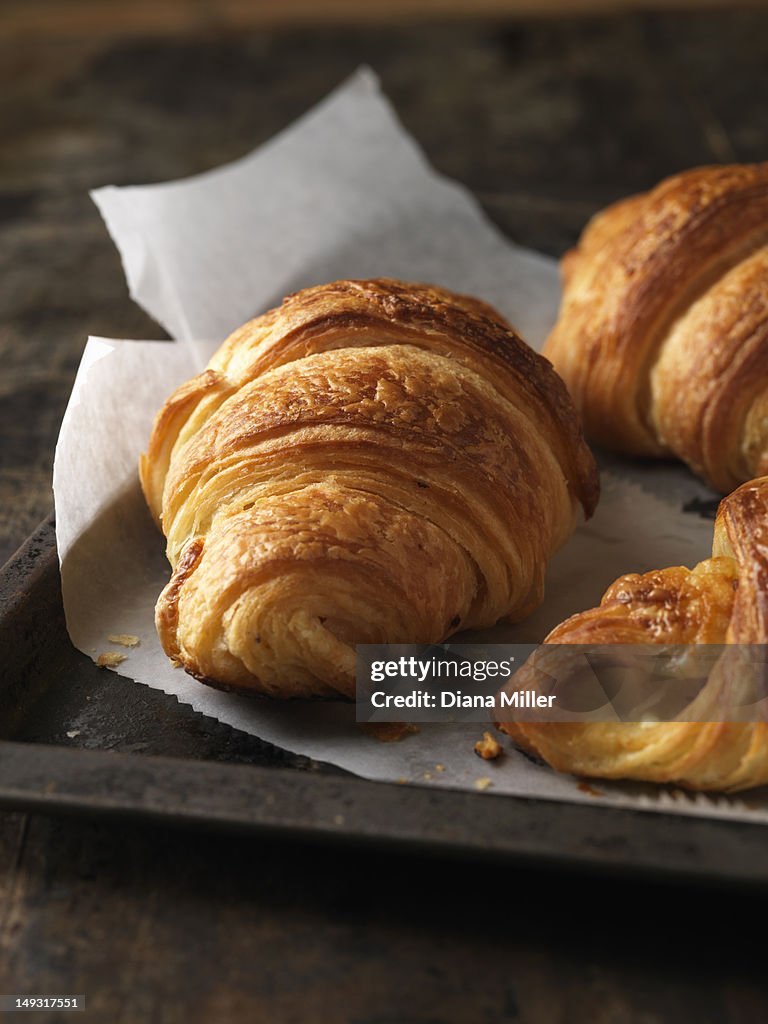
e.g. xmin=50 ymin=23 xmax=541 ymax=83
xmin=435 ymin=763 xmax=445 ymax=773
xmin=474 ymin=777 xmax=493 ymax=792
xmin=396 ymin=777 xmax=409 ymax=785
xmin=360 ymin=722 xmax=420 ymax=743
xmin=423 ymin=771 xmax=433 ymax=781
xmin=474 ymin=731 xmax=503 ymax=761
xmin=107 ymin=634 xmax=140 ymax=648
xmin=66 ymin=730 xmax=80 ymax=739
xmin=333 ymin=814 xmax=345 ymax=826
xmin=96 ymin=651 xmax=126 ymax=669
xmin=577 ymin=780 xmax=605 ymax=798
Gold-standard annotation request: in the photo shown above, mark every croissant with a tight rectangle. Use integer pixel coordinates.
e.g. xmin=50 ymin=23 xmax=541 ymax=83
xmin=498 ymin=476 xmax=768 ymax=792
xmin=544 ymin=162 xmax=768 ymax=493
xmin=140 ymin=279 xmax=599 ymax=698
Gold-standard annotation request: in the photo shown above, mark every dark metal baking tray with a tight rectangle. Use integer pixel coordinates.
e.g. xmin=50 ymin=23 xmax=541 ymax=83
xmin=3 ymin=517 xmax=768 ymax=886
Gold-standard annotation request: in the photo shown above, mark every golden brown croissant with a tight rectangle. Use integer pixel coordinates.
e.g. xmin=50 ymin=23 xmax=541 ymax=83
xmin=544 ymin=163 xmax=768 ymax=492
xmin=140 ymin=278 xmax=598 ymax=698
xmin=498 ymin=476 xmax=768 ymax=792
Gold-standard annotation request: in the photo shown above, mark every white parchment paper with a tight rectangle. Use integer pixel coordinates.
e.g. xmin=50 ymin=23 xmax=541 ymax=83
xmin=54 ymin=68 xmax=768 ymax=822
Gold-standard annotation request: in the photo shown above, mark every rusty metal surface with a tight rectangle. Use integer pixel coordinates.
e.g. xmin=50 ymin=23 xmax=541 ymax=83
xmin=2 ymin=518 xmax=768 ymax=887
xmin=4 ymin=738 xmax=768 ymax=885
xmin=0 ymin=518 xmax=317 ymax=768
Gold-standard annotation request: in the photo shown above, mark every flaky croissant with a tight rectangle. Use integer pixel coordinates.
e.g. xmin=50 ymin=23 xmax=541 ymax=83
xmin=498 ymin=477 xmax=768 ymax=792
xmin=140 ymin=279 xmax=598 ymax=698
xmin=545 ymin=163 xmax=768 ymax=493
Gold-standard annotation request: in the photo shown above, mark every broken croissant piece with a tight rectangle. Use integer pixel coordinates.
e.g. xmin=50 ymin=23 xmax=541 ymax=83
xmin=545 ymin=163 xmax=768 ymax=492
xmin=140 ymin=278 xmax=598 ymax=698
xmin=498 ymin=477 xmax=768 ymax=792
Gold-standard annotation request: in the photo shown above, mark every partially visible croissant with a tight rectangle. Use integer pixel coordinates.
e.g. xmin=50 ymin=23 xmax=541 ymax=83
xmin=498 ymin=477 xmax=768 ymax=792
xmin=140 ymin=279 xmax=599 ymax=698
xmin=544 ymin=163 xmax=768 ymax=492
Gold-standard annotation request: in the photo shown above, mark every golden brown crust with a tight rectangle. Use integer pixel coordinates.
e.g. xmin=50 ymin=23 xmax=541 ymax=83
xmin=498 ymin=476 xmax=768 ymax=792
xmin=544 ymin=163 xmax=768 ymax=491
xmin=713 ymin=477 xmax=768 ymax=643
xmin=142 ymin=278 xmax=599 ymax=698
xmin=140 ymin=369 xmax=235 ymax=525
xmin=203 ymin=279 xmax=600 ymax=517
xmin=154 ymin=536 xmax=205 ymax=664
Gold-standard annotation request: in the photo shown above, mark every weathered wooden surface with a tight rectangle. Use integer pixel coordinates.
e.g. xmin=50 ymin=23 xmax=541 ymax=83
xmin=2 ymin=810 xmax=768 ymax=1024
xmin=0 ymin=0 xmax=751 ymax=40
xmin=1 ymin=10 xmax=768 ymax=1021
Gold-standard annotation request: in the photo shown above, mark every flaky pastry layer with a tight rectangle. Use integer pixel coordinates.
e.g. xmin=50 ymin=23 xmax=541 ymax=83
xmin=498 ymin=477 xmax=768 ymax=792
xmin=141 ymin=279 xmax=598 ymax=698
xmin=545 ymin=163 xmax=768 ymax=492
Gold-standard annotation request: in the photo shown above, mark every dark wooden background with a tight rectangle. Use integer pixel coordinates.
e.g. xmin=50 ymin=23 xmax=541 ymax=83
xmin=2 ymin=7 xmax=768 ymax=1022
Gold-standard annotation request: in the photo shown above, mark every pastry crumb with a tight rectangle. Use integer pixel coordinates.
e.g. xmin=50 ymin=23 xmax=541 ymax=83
xmin=435 ymin=763 xmax=445 ymax=772
xmin=396 ymin=777 xmax=409 ymax=785
xmin=474 ymin=731 xmax=503 ymax=760
xmin=474 ymin=777 xmax=493 ymax=791
xmin=333 ymin=814 xmax=345 ymax=825
xmin=423 ymin=771 xmax=433 ymax=781
xmin=66 ymin=730 xmax=80 ymax=739
xmin=360 ymin=722 xmax=420 ymax=743
xmin=96 ymin=651 xmax=126 ymax=669
xmin=577 ymin=780 xmax=604 ymax=798
xmin=107 ymin=634 xmax=140 ymax=648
